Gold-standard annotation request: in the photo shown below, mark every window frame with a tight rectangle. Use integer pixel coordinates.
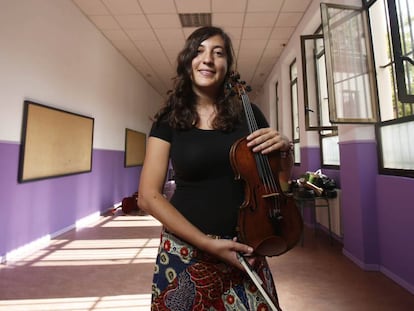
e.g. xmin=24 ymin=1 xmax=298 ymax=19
xmin=386 ymin=0 xmax=414 ymax=103
xmin=301 ymin=33 xmax=338 ymax=131
xmin=301 ymin=33 xmax=340 ymax=168
xmin=275 ymin=81 xmax=280 ymax=130
xmin=321 ymin=2 xmax=380 ymax=123
xmin=375 ymin=115 xmax=414 ymax=177
xmin=290 ymin=59 xmax=301 ymax=165
xmin=319 ymin=129 xmax=340 ymax=168
xmin=366 ymin=0 xmax=414 ymax=177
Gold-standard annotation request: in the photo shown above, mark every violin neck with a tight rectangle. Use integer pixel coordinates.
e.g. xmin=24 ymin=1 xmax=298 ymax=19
xmin=240 ymin=92 xmax=259 ymax=134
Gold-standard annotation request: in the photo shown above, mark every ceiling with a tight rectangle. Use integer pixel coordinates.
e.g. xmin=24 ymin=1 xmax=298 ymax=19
xmin=72 ymin=0 xmax=312 ymax=98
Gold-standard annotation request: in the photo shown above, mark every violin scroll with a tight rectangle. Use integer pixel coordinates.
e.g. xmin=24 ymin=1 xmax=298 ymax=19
xmin=226 ymin=71 xmax=252 ymax=97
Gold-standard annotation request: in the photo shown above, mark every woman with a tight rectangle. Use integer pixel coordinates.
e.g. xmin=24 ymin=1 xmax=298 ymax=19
xmin=138 ymin=26 xmax=292 ymax=310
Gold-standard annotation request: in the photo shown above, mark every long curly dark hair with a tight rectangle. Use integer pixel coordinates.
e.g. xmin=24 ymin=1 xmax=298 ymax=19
xmin=154 ymin=26 xmax=242 ymax=131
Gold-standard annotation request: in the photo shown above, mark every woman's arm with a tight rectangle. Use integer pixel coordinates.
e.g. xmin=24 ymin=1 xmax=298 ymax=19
xmin=138 ymin=137 xmax=202 ymax=240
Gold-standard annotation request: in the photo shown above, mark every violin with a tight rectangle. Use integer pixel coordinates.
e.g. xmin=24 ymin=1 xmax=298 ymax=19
xmin=229 ymin=72 xmax=303 ymax=257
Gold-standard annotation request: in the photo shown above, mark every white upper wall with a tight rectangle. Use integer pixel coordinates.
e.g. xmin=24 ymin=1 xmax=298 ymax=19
xmin=0 ymin=0 xmax=162 ymax=150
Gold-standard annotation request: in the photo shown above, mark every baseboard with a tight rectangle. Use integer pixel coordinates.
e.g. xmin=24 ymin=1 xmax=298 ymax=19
xmin=303 ymin=221 xmax=316 ymax=229
xmin=0 ymin=207 xmax=115 ymax=265
xmin=1 ymin=234 xmax=53 ymax=265
xmin=380 ymin=266 xmax=414 ymax=295
xmin=343 ymin=248 xmax=414 ymax=295
xmin=342 ymin=248 xmax=380 ymax=271
xmin=316 ymin=223 xmax=343 ymax=242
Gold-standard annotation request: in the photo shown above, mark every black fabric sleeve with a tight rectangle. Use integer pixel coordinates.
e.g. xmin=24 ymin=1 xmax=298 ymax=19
xmin=149 ymin=119 xmax=173 ymax=143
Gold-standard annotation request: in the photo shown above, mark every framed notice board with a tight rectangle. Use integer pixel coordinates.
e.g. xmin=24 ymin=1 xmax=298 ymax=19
xmin=124 ymin=128 xmax=146 ymax=167
xmin=18 ymin=100 xmax=94 ymax=182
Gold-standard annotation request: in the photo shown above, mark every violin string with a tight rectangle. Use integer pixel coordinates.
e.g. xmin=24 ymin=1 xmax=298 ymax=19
xmin=241 ymin=93 xmax=279 ymax=194
xmin=241 ymin=93 xmax=265 ymax=182
xmin=239 ymin=84 xmax=283 ymax=220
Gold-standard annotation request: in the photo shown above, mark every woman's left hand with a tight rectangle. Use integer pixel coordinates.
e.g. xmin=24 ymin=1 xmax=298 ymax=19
xmin=246 ymin=127 xmax=290 ymax=154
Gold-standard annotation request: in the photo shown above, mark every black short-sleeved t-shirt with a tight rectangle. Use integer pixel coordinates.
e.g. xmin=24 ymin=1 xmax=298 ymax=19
xmin=150 ymin=104 xmax=269 ymax=237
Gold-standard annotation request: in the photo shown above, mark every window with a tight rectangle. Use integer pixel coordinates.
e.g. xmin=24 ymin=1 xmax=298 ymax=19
xmin=368 ymin=0 xmax=414 ymax=175
xmin=301 ymin=33 xmax=340 ymax=167
xmin=320 ymin=130 xmax=340 ymax=166
xmin=321 ymin=3 xmax=379 ymax=123
xmin=301 ymin=34 xmax=333 ymax=130
xmin=290 ymin=59 xmax=300 ymax=164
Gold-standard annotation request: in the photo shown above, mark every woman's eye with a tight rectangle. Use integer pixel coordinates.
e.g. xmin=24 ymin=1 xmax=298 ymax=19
xmin=214 ymin=50 xmax=224 ymax=56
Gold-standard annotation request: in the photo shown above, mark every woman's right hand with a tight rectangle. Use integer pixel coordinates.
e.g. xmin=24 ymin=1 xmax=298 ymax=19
xmin=202 ymin=237 xmax=254 ymax=270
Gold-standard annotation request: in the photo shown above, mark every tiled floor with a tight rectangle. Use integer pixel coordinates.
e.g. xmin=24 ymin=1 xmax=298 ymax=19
xmin=1 ymin=211 xmax=413 ymax=311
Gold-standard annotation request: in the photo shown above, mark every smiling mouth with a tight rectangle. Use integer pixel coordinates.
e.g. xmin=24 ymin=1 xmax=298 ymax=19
xmin=198 ymin=69 xmax=215 ymax=76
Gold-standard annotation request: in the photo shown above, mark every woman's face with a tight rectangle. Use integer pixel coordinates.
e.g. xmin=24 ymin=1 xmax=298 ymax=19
xmin=191 ymin=34 xmax=228 ymax=97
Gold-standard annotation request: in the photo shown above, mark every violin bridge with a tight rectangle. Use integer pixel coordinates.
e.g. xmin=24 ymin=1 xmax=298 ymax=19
xmin=262 ymin=192 xmax=280 ymax=198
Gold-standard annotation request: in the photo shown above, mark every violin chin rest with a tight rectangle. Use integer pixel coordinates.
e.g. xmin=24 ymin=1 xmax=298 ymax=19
xmin=255 ymin=236 xmax=288 ymax=257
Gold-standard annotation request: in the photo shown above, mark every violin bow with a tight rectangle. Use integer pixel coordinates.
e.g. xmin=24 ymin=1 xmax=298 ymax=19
xmin=237 ymin=253 xmax=282 ymax=311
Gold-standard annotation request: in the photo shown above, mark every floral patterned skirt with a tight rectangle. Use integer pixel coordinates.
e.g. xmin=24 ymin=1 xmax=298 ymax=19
xmin=151 ymin=229 xmax=280 ymax=311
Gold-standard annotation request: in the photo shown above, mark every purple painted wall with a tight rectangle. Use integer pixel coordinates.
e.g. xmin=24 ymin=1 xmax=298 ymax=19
xmin=0 ymin=141 xmax=140 ymax=258
xmin=340 ymin=141 xmax=379 ymax=265
xmin=290 ymin=143 xmax=414 ymax=293
xmin=376 ymin=175 xmax=414 ymax=288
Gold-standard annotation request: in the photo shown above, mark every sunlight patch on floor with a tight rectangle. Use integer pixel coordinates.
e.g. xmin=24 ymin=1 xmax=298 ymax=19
xmin=0 ymin=294 xmax=151 ymax=311
xmin=101 ymin=215 xmax=162 ymax=228
xmin=12 ymin=237 xmax=160 ymax=267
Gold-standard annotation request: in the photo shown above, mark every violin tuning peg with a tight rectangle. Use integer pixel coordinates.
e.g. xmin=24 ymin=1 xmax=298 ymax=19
xmin=246 ymin=86 xmax=252 ymax=92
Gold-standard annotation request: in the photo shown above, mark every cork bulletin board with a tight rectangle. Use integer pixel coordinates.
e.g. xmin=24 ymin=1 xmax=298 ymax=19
xmin=124 ymin=128 xmax=146 ymax=167
xmin=18 ymin=100 xmax=94 ymax=182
